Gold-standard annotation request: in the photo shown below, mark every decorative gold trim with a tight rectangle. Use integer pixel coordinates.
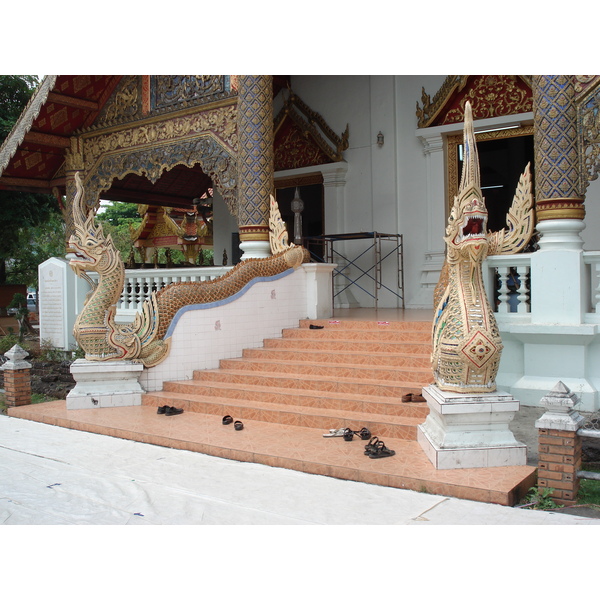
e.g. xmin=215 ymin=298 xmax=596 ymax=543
xmin=416 ymin=76 xmax=467 ymax=128
xmin=417 ymin=75 xmax=532 ymax=129
xmin=446 ymin=125 xmax=534 ymax=216
xmin=274 ymin=91 xmax=348 ymax=163
xmin=536 ymin=198 xmax=585 ymax=221
xmin=78 ymin=96 xmax=238 ymax=139
xmin=239 ymin=226 xmax=270 ymax=242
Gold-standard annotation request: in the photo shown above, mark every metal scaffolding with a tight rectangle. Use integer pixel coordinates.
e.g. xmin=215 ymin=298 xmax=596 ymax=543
xmin=305 ymin=232 xmax=404 ymax=308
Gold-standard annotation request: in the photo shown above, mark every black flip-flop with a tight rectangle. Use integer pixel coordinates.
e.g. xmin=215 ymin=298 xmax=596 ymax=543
xmin=222 ymin=415 xmax=233 ymax=425
xmin=343 ymin=428 xmax=354 ymax=441
xmin=234 ymin=420 xmax=244 ymax=431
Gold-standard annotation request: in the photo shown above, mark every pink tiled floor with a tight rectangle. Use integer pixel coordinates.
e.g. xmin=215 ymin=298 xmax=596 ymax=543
xmin=8 ymin=400 xmax=536 ymax=506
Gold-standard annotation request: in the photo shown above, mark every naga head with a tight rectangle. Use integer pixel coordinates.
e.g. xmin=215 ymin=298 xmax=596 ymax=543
xmin=444 ymin=102 xmax=489 ymax=263
xmin=68 ymin=171 xmax=121 ymax=276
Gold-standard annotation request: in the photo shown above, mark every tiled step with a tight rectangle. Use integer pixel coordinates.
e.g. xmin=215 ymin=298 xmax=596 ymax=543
xmin=299 ymin=319 xmax=431 ymax=331
xmin=160 ymin=378 xmax=430 ymax=418
xmin=283 ymin=327 xmax=431 ymax=342
xmin=191 ymin=368 xmax=429 ymax=398
xmin=263 ymin=337 xmax=431 ymax=354
xmin=144 ymin=389 xmax=423 ymax=440
xmin=242 ymin=347 xmax=431 ymax=369
xmin=7 ymin=401 xmax=537 ymax=507
xmin=218 ymin=358 xmax=434 ymax=385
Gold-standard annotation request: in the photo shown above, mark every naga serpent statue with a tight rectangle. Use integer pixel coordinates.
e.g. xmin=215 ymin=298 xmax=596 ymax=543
xmin=68 ymin=172 xmax=309 ymax=367
xmin=431 ymin=101 xmax=534 ymax=394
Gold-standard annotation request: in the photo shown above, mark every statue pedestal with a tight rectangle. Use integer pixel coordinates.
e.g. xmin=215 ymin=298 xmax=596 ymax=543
xmin=417 ymin=384 xmax=527 ymax=469
xmin=67 ymin=359 xmax=144 ymax=410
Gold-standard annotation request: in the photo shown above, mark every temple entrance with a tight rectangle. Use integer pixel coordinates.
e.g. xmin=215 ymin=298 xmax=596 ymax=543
xmin=275 ymin=183 xmax=324 ymax=258
xmin=456 ymin=133 xmax=535 ymax=234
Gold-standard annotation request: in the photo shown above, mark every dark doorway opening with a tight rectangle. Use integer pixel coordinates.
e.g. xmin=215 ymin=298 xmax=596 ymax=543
xmin=457 ymin=134 xmax=534 ymax=233
xmin=275 ymin=183 xmax=324 ymax=260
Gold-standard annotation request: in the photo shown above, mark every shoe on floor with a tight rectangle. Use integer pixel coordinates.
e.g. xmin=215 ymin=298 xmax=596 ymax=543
xmin=165 ymin=406 xmax=184 ymax=416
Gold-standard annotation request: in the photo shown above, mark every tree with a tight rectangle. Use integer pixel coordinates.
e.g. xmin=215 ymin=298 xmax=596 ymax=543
xmin=0 ymin=75 xmax=39 ymax=140
xmin=96 ymin=201 xmax=142 ymax=260
xmin=0 ymin=75 xmax=62 ymax=286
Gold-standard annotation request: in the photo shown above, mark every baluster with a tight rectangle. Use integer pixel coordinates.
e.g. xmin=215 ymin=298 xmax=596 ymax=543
xmin=593 ymin=263 xmax=600 ymax=314
xmin=122 ymin=276 xmax=131 ymax=310
xmin=515 ymin=265 xmax=530 ymax=313
xmin=144 ymin=277 xmax=152 ymax=305
xmin=131 ymin=275 xmax=144 ymax=310
xmin=496 ymin=267 xmax=510 ymax=313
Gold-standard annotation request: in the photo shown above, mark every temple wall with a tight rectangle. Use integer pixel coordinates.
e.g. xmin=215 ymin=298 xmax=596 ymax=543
xmin=288 ymin=75 xmax=447 ymax=309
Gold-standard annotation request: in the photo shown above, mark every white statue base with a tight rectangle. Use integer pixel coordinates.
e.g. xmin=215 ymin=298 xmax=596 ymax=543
xmin=417 ymin=384 xmax=527 ymax=470
xmin=67 ymin=359 xmax=145 ymax=410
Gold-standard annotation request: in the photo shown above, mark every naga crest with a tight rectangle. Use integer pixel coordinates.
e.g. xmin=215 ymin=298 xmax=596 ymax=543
xmin=444 ymin=106 xmax=489 ymax=265
xmin=68 ymin=172 xmax=122 ymax=281
xmin=431 ymin=101 xmax=534 ymax=394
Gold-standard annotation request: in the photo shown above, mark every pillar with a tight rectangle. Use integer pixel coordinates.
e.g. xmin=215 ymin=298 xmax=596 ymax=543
xmin=1 ymin=345 xmax=32 ymax=407
xmin=236 ymin=75 xmax=273 ymax=259
xmin=531 ymin=76 xmax=587 ymax=324
xmin=535 ymin=381 xmax=585 ymax=506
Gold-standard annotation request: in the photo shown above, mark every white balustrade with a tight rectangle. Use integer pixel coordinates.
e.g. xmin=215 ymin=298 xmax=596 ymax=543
xmin=484 ymin=254 xmax=532 ymax=319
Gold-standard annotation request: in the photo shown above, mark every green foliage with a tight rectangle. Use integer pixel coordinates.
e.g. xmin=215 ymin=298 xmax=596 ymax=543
xmin=577 ymin=479 xmax=600 ymax=506
xmin=6 ymin=210 xmax=66 ymax=287
xmin=520 ymin=486 xmax=563 ymax=510
xmin=0 ymin=332 xmax=19 ymax=354
xmin=0 ymin=75 xmax=39 ymax=142
xmin=38 ymin=339 xmax=68 ymax=362
xmin=97 ymin=201 xmax=142 ymax=260
xmin=0 ymin=75 xmax=62 ymax=285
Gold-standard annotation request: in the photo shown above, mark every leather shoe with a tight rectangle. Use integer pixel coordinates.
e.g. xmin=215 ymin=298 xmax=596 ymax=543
xmin=165 ymin=406 xmax=184 ymax=416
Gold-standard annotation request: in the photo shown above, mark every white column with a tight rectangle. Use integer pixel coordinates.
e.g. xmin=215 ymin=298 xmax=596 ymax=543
xmin=530 ymin=219 xmax=586 ymax=324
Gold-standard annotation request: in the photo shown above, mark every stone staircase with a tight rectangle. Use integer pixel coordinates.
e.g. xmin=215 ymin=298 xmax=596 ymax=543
xmin=139 ymin=318 xmax=537 ymax=506
xmin=143 ymin=319 xmax=433 ymax=440
xmin=8 ymin=317 xmax=537 ymax=506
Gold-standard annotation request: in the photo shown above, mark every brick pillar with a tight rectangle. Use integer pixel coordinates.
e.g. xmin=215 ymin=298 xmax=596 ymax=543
xmin=1 ymin=345 xmax=32 ymax=407
xmin=535 ymin=381 xmax=585 ymax=506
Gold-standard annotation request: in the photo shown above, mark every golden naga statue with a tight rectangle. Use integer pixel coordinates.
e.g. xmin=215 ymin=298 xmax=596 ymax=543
xmin=68 ymin=172 xmax=309 ymax=367
xmin=431 ymin=101 xmax=534 ymax=393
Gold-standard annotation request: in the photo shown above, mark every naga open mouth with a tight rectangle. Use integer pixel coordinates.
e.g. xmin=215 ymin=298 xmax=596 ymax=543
xmin=458 ymin=213 xmax=487 ymax=243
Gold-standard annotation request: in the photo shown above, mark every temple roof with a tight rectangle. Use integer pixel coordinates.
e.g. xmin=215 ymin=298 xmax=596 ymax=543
xmin=0 ymin=75 xmax=291 ymax=209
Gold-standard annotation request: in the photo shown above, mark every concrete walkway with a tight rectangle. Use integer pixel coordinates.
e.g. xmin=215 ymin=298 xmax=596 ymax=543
xmin=1 ymin=414 xmax=598 ymax=525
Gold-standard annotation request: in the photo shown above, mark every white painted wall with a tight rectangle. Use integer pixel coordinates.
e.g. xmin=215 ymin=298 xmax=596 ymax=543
xmin=289 ymin=75 xmax=446 ymax=309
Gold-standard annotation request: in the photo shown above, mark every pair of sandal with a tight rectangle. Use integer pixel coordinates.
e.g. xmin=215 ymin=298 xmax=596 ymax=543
xmin=222 ymin=415 xmax=244 ymax=430
xmin=364 ymin=436 xmax=395 ymax=459
xmin=324 ymin=427 xmax=371 ymax=441
xmin=157 ymin=405 xmax=184 ymax=416
xmin=401 ymin=393 xmax=426 ymax=403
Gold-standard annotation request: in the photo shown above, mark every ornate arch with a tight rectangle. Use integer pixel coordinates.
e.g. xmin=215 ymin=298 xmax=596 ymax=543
xmin=79 ymin=99 xmax=239 ymax=214
xmin=83 ymin=134 xmax=237 ymax=214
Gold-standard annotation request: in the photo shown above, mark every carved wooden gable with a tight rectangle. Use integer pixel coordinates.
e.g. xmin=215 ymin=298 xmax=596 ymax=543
xmin=416 ymin=75 xmax=533 ymax=128
xmin=274 ymin=91 xmax=348 ymax=171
